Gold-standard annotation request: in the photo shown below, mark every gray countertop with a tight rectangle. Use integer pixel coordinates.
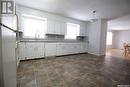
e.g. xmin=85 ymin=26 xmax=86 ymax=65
xmin=20 ymin=39 xmax=89 ymax=43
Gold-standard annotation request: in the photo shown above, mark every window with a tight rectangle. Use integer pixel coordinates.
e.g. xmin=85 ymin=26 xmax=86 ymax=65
xmin=22 ymin=14 xmax=46 ymax=39
xmin=106 ymin=32 xmax=113 ymax=45
xmin=65 ymin=23 xmax=80 ymax=39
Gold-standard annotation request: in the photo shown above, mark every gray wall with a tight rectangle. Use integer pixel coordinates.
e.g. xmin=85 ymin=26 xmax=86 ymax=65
xmin=113 ymin=30 xmax=130 ymax=49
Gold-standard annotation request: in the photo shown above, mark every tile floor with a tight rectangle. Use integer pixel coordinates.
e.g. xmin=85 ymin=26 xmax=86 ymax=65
xmin=106 ymin=49 xmax=130 ymax=60
xmin=17 ymin=53 xmax=130 ymax=87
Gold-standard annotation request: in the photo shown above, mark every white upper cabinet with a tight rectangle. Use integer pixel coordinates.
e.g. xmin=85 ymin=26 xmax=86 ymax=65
xmin=55 ymin=21 xmax=61 ymax=34
xmin=46 ymin=20 xmax=55 ymax=34
xmin=46 ymin=19 xmax=86 ymax=36
xmin=61 ymin=22 xmax=67 ymax=35
xmin=46 ymin=19 xmax=67 ymax=35
xmin=77 ymin=25 xmax=87 ymax=36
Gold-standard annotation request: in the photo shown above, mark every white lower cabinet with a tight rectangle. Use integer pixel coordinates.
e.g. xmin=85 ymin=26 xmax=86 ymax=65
xmin=64 ymin=43 xmax=72 ymax=55
xmin=25 ymin=43 xmax=35 ymax=59
xmin=19 ymin=42 xmax=45 ymax=60
xmin=45 ymin=43 xmax=57 ymax=57
xmin=19 ymin=42 xmax=26 ymax=60
xmin=81 ymin=43 xmax=88 ymax=53
xmin=56 ymin=42 xmax=88 ymax=56
xmin=26 ymin=43 xmax=45 ymax=59
xmin=56 ymin=43 xmax=75 ymax=56
xmin=72 ymin=43 xmax=81 ymax=54
xmin=19 ymin=42 xmax=88 ymax=60
xmin=36 ymin=43 xmax=45 ymax=57
xmin=56 ymin=43 xmax=64 ymax=56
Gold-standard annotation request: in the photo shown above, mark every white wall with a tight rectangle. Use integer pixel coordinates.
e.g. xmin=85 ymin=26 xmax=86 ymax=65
xmin=112 ymin=31 xmax=119 ymax=49
xmin=106 ymin=31 xmax=114 ymax=50
xmin=100 ymin=20 xmax=107 ymax=55
xmin=87 ymin=20 xmax=101 ymax=55
xmin=87 ymin=19 xmax=107 ymax=56
xmin=113 ymin=30 xmax=130 ymax=49
xmin=108 ymin=14 xmax=130 ymax=30
xmin=16 ymin=5 xmax=87 ymax=32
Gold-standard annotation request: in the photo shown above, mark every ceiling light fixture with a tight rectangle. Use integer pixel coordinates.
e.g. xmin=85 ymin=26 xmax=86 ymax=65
xmin=90 ymin=10 xmax=97 ymax=22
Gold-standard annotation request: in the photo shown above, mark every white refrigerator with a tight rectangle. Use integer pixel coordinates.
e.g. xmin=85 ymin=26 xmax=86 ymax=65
xmin=0 ymin=15 xmax=17 ymax=87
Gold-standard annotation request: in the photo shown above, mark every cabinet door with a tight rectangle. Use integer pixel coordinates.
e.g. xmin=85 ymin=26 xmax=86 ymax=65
xmin=75 ymin=43 xmax=80 ymax=53
xmin=45 ymin=43 xmax=57 ymax=57
xmin=61 ymin=22 xmax=67 ymax=35
xmin=64 ymin=43 xmax=69 ymax=54
xmin=25 ymin=43 xmax=36 ymax=59
xmin=81 ymin=43 xmax=88 ymax=53
xmin=66 ymin=43 xmax=76 ymax=54
xmin=70 ymin=43 xmax=76 ymax=54
xmin=19 ymin=42 xmax=26 ymax=60
xmin=56 ymin=43 xmax=64 ymax=56
xmin=46 ymin=20 xmax=55 ymax=34
xmin=19 ymin=42 xmax=45 ymax=60
xmin=35 ymin=43 xmax=45 ymax=58
xmin=79 ymin=26 xmax=86 ymax=36
xmin=72 ymin=43 xmax=80 ymax=54
xmin=55 ymin=21 xmax=61 ymax=34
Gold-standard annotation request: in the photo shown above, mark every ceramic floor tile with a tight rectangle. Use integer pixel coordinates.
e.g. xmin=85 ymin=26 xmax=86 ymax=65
xmin=17 ymin=53 xmax=130 ymax=87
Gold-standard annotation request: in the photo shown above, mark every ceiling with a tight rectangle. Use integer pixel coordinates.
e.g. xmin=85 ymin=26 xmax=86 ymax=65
xmin=16 ymin=0 xmax=130 ymax=21
xmin=108 ymin=14 xmax=130 ymax=30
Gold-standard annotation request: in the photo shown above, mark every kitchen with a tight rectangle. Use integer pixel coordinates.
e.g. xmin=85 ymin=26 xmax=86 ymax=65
xmin=0 ymin=0 xmax=130 ymax=87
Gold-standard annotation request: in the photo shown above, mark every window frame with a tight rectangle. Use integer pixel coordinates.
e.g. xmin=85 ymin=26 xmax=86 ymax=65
xmin=22 ymin=14 xmax=47 ymax=39
xmin=65 ymin=22 xmax=80 ymax=40
xmin=106 ymin=32 xmax=113 ymax=45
